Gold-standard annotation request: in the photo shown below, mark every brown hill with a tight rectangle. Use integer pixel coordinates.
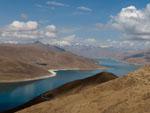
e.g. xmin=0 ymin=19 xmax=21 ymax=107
xmin=17 ymin=66 xmax=150 ymax=113
xmin=0 ymin=43 xmax=102 ymax=82
xmin=0 ymin=56 xmax=50 ymax=82
xmin=123 ymin=50 xmax=150 ymax=64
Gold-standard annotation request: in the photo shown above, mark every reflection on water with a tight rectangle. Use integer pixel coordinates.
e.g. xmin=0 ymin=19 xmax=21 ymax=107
xmin=0 ymin=58 xmax=140 ymax=112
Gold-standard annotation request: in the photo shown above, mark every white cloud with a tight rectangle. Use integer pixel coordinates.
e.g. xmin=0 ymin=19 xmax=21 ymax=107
xmin=0 ymin=21 xmax=77 ymax=46
xmin=99 ymin=45 xmax=111 ymax=48
xmin=62 ymin=34 xmax=75 ymax=43
xmin=85 ymin=38 xmax=96 ymax=43
xmin=77 ymin=6 xmax=92 ymax=12
xmin=9 ymin=21 xmax=38 ymax=31
xmin=95 ymin=3 xmax=150 ymax=49
xmin=52 ymin=40 xmax=71 ymax=46
xmin=75 ymin=37 xmax=98 ymax=46
xmin=46 ymin=1 xmax=69 ymax=7
xmin=41 ymin=34 xmax=76 ymax=46
xmin=111 ymin=4 xmax=150 ymax=41
xmin=35 ymin=4 xmax=43 ymax=8
xmin=45 ymin=25 xmax=57 ymax=37
xmin=0 ymin=21 xmax=57 ymax=40
xmin=41 ymin=34 xmax=98 ymax=47
xmin=104 ymin=39 xmax=150 ymax=49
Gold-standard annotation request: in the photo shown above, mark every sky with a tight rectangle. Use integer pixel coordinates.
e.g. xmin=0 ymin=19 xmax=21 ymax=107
xmin=0 ymin=0 xmax=150 ymax=49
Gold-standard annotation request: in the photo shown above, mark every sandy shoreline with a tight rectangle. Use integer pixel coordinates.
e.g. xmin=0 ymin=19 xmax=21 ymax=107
xmin=0 ymin=70 xmax=56 ymax=84
xmin=0 ymin=67 xmax=106 ymax=84
xmin=50 ymin=67 xmax=107 ymax=71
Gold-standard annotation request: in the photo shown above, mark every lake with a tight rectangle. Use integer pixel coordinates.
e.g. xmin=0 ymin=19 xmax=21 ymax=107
xmin=0 ymin=58 xmax=140 ymax=112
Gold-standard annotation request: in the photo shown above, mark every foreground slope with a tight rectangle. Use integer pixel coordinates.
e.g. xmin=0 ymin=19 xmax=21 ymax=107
xmin=0 ymin=43 xmax=101 ymax=82
xmin=17 ymin=66 xmax=150 ymax=113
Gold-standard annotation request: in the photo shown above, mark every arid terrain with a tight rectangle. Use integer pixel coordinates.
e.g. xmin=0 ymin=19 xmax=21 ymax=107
xmin=0 ymin=43 xmax=102 ymax=82
xmin=16 ymin=66 xmax=150 ymax=113
xmin=122 ymin=50 xmax=150 ymax=65
xmin=64 ymin=45 xmax=150 ymax=65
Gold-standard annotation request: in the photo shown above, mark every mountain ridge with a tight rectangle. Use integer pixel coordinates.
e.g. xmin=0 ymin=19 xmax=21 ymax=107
xmin=0 ymin=43 xmax=102 ymax=82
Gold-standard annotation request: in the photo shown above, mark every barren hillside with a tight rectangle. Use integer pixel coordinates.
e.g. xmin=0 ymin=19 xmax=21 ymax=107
xmin=17 ymin=66 xmax=150 ymax=113
xmin=0 ymin=43 xmax=101 ymax=82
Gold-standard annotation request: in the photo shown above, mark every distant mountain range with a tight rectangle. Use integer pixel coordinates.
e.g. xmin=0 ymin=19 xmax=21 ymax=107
xmin=63 ymin=45 xmax=125 ymax=59
xmin=63 ymin=45 xmax=150 ymax=65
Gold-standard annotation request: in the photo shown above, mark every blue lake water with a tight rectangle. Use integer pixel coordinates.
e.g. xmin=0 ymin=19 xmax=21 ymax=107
xmin=0 ymin=58 xmax=140 ymax=112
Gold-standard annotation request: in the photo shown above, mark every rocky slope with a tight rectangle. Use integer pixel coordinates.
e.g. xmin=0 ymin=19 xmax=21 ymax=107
xmin=17 ymin=66 xmax=150 ymax=113
xmin=0 ymin=43 xmax=102 ymax=82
